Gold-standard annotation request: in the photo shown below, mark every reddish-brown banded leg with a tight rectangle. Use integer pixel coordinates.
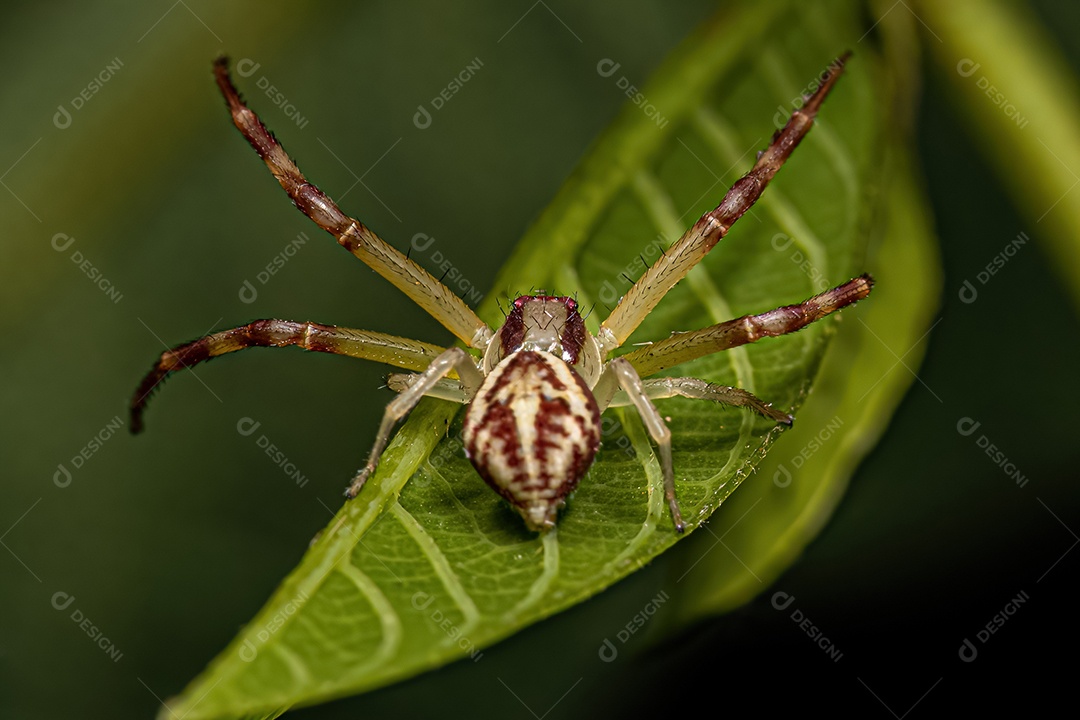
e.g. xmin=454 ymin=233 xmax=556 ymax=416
xmin=621 ymin=274 xmax=873 ymax=378
xmin=212 ymin=57 xmax=493 ymax=350
xmin=593 ymin=274 xmax=870 ymax=532
xmin=598 ymin=52 xmax=851 ymax=353
xmin=130 ymin=319 xmax=446 ymax=433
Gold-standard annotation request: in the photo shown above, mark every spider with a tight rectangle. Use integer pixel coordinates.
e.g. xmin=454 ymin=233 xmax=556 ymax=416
xmin=131 ymin=54 xmax=871 ymax=534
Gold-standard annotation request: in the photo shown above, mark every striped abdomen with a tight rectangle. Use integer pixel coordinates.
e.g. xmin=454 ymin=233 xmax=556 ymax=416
xmin=462 ymin=350 xmax=601 ymax=531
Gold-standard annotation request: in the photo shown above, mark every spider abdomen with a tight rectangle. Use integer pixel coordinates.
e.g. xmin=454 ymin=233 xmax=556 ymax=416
xmin=462 ymin=350 xmax=601 ymax=531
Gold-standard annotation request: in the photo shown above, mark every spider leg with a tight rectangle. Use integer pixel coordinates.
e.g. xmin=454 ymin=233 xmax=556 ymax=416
xmin=595 ymin=358 xmax=685 ymax=533
xmin=591 ymin=275 xmax=870 ymax=531
xmin=598 ymin=52 xmax=850 ymax=354
xmin=213 ymin=57 xmax=494 ymax=350
xmin=606 ymin=377 xmax=793 ymax=424
xmin=345 ymin=348 xmax=484 ymax=498
xmin=130 ymin=319 xmax=446 ymax=433
xmin=621 ymin=274 xmax=872 ymax=378
xmin=386 ymin=374 xmax=470 ymax=403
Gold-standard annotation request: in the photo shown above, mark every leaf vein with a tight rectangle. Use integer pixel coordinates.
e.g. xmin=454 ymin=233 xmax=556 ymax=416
xmin=389 ymin=503 xmax=481 ymax=633
xmin=334 ymin=561 xmax=402 ymax=671
xmin=503 ymin=529 xmax=560 ymax=622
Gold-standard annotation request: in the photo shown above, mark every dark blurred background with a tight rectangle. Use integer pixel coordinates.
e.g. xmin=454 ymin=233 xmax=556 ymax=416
xmin=2 ymin=1 xmax=1078 ymax=717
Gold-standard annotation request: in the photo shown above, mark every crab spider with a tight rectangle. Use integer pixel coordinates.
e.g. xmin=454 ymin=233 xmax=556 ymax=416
xmin=131 ymin=54 xmax=872 ymax=534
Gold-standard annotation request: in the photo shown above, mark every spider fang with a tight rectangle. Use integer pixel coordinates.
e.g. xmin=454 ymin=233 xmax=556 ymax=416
xmin=131 ymin=53 xmax=870 ymax=535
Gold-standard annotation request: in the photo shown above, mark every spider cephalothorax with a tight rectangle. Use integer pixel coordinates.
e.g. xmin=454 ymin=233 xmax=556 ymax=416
xmin=131 ymin=54 xmax=871 ymax=534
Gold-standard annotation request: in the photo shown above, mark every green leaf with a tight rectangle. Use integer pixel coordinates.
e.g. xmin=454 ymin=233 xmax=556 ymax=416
xmin=655 ymin=141 xmax=943 ymax=628
xmin=162 ymin=1 xmax=883 ymax=717
xmin=917 ymin=0 xmax=1080 ymax=313
xmin=653 ymin=0 xmax=944 ymax=628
